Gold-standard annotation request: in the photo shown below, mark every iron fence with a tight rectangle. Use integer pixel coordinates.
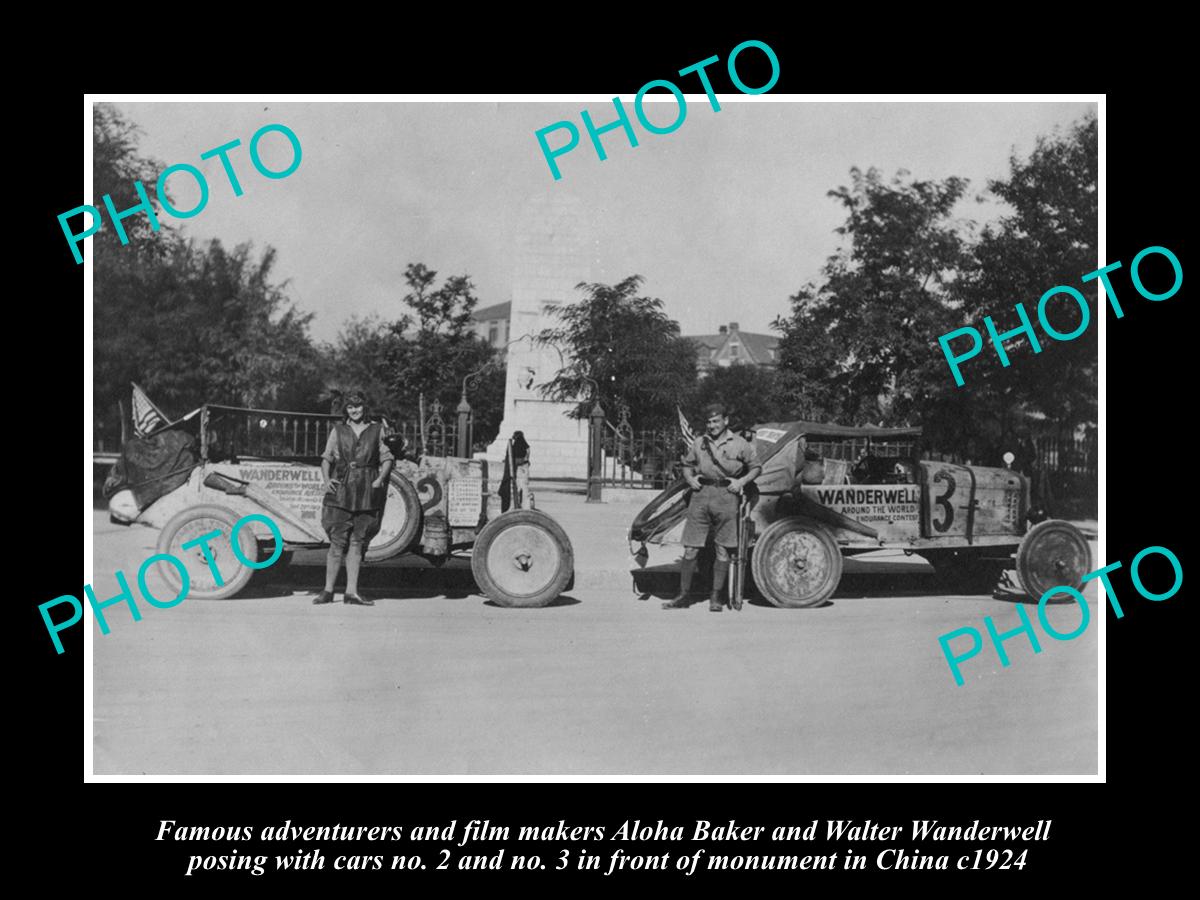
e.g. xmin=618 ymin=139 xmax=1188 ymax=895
xmin=1032 ymin=435 xmax=1096 ymax=512
xmin=199 ymin=405 xmax=459 ymax=461
xmin=600 ymin=426 xmax=686 ymax=489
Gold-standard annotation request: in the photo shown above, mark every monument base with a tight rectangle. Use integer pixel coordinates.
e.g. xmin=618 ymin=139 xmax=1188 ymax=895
xmin=485 ymin=399 xmax=589 ymax=479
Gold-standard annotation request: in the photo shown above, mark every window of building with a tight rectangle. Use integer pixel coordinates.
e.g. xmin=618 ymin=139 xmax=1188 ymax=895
xmin=729 ymin=342 xmax=740 ymax=358
xmin=489 ymin=324 xmax=499 ymax=345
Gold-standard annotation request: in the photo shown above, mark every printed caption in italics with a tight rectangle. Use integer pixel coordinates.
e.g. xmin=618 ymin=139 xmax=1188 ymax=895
xmin=159 ymin=818 xmax=1049 ymax=876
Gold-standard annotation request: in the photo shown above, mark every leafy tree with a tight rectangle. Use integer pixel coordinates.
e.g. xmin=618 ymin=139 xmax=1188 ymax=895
xmin=92 ymin=103 xmax=167 ymax=251
xmin=688 ymin=365 xmax=785 ymax=431
xmin=386 ymin=263 xmax=487 ymax=407
xmin=772 ymin=114 xmax=1097 ymax=465
xmin=92 ymin=104 xmax=327 ymax=443
xmin=772 ymin=167 xmax=971 ymax=430
xmin=536 ymin=275 xmax=697 ymax=429
xmin=324 ymin=314 xmax=407 ymax=414
xmin=954 ymin=114 xmax=1098 ymax=450
xmin=337 ymin=264 xmax=507 ymax=444
xmin=98 ymin=237 xmax=325 ymax=415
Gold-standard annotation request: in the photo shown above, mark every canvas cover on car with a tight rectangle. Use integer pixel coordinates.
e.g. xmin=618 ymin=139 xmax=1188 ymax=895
xmin=103 ymin=428 xmax=199 ymax=511
xmin=629 ymin=420 xmax=923 ymax=544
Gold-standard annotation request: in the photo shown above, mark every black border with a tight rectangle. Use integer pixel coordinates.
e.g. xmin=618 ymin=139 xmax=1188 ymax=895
xmin=30 ymin=25 xmax=1187 ymax=886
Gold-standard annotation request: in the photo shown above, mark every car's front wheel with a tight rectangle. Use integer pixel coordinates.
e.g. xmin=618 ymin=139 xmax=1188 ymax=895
xmin=750 ymin=517 xmax=843 ymax=608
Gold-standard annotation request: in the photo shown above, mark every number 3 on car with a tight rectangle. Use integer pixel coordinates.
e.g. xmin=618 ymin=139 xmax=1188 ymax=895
xmin=630 ymin=419 xmax=1092 ymax=608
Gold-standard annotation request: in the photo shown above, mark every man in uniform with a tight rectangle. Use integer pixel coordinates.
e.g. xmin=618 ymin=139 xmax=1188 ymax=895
xmin=664 ymin=403 xmax=762 ymax=612
xmin=314 ymin=391 xmax=395 ymax=607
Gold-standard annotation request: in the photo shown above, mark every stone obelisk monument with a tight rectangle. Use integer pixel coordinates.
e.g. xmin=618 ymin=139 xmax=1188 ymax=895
xmin=486 ymin=193 xmax=592 ymax=478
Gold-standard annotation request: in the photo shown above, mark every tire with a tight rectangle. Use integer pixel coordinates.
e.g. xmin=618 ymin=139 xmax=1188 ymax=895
xmin=365 ymin=471 xmax=423 ymax=562
xmin=155 ymin=504 xmax=259 ymax=601
xmin=471 ymin=509 xmax=575 ymax=608
xmin=925 ymin=549 xmax=1010 ymax=595
xmin=1016 ymin=519 xmax=1093 ymax=600
xmin=750 ymin=516 xmax=843 ymax=608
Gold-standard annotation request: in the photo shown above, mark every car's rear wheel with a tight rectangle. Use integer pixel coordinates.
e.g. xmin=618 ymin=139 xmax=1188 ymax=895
xmin=365 ymin=471 xmax=422 ymax=562
xmin=750 ymin=517 xmax=843 ymax=608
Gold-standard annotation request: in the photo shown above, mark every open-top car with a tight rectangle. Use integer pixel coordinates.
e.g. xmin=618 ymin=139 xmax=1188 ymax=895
xmin=103 ymin=404 xmax=575 ymax=607
xmin=629 ymin=419 xmax=1092 ymax=607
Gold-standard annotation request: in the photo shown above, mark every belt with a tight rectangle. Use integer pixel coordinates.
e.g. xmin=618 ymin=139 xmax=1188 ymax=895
xmin=348 ymin=462 xmax=377 ymax=469
xmin=698 ymin=477 xmax=731 ymax=486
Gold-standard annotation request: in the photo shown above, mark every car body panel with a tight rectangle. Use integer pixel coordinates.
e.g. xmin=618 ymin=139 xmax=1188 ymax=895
xmin=631 ymin=419 xmax=1030 ymax=556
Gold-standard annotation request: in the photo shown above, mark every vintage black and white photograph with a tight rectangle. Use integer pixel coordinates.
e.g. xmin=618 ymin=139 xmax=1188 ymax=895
xmin=85 ymin=97 xmax=1099 ymax=776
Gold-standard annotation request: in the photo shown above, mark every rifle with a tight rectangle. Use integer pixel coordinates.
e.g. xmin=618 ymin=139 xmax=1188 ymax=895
xmin=730 ymin=491 xmax=751 ymax=611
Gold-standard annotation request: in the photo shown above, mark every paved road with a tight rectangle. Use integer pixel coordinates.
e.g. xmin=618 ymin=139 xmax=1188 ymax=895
xmin=90 ymin=500 xmax=1098 ymax=777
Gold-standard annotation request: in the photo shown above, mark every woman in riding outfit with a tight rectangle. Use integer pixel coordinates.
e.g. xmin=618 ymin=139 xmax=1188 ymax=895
xmin=314 ymin=391 xmax=395 ymax=606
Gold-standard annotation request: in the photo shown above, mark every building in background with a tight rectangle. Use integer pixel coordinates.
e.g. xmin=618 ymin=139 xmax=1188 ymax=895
xmin=471 ymin=301 xmax=511 ymax=351
xmin=686 ymin=322 xmax=779 ymax=374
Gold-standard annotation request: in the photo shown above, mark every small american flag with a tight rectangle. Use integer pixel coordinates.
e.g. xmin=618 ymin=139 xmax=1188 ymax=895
xmin=131 ymin=383 xmax=167 ymax=437
xmin=677 ymin=406 xmax=695 ymax=446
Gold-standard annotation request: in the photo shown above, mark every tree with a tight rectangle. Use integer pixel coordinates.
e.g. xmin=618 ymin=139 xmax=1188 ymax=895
xmin=688 ymin=365 xmax=784 ymax=430
xmin=374 ymin=265 xmax=506 ymax=442
xmin=772 ymin=167 xmax=971 ymax=430
xmin=97 ymin=236 xmax=326 ymax=415
xmin=92 ymin=104 xmax=327 ymax=441
xmin=536 ymin=275 xmax=697 ymax=428
xmin=324 ymin=314 xmax=408 ymax=414
xmin=772 ymin=114 xmax=1097 ymax=464
xmin=955 ymin=114 xmax=1098 ymax=448
xmin=92 ymin=103 xmax=167 ymax=251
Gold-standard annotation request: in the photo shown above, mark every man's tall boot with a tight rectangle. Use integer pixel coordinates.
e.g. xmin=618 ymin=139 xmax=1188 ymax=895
xmin=709 ymin=558 xmax=730 ymax=612
xmin=663 ymin=556 xmax=698 ymax=609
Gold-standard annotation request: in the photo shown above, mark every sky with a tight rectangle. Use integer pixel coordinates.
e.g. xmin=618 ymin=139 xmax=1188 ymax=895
xmin=111 ymin=99 xmax=1094 ymax=343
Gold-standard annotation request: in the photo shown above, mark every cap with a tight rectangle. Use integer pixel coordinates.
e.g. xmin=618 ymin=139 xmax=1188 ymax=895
xmin=703 ymin=402 xmax=728 ymax=418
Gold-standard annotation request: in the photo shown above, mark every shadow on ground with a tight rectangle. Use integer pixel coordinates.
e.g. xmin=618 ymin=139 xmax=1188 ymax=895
xmin=631 ymin=563 xmax=1045 ymax=607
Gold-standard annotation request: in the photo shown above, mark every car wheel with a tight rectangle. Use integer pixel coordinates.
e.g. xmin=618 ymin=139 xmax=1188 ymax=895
xmin=750 ymin=516 xmax=843 ymax=608
xmin=471 ymin=510 xmax=574 ymax=608
xmin=1016 ymin=519 xmax=1093 ymax=600
xmin=154 ymin=504 xmax=258 ymax=601
xmin=365 ymin=471 xmax=423 ymax=562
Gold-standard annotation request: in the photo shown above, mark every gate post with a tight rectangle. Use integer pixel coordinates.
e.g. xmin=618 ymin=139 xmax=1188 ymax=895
xmin=587 ymin=399 xmax=606 ymax=503
xmin=456 ymin=392 xmax=471 ymax=458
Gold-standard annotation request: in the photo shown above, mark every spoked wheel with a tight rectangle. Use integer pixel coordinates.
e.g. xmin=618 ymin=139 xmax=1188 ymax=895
xmin=365 ymin=472 xmax=422 ymax=562
xmin=471 ymin=510 xmax=575 ymax=608
xmin=155 ymin=504 xmax=259 ymax=600
xmin=1016 ymin=519 xmax=1093 ymax=600
xmin=750 ymin=517 xmax=843 ymax=608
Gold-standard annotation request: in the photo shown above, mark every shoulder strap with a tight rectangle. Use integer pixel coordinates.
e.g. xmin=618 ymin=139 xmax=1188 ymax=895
xmin=701 ymin=435 xmax=742 ymax=478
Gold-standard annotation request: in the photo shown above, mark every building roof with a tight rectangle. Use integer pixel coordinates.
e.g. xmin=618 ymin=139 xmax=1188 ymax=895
xmin=686 ymin=326 xmax=780 ymax=367
xmin=471 ymin=301 xmax=511 ymax=322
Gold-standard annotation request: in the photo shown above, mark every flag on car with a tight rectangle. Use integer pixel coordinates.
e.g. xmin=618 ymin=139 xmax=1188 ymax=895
xmin=131 ymin=383 xmax=168 ymax=437
xmin=677 ymin=406 xmax=694 ymax=445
